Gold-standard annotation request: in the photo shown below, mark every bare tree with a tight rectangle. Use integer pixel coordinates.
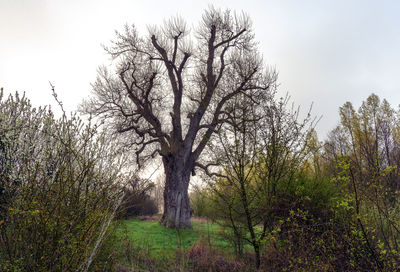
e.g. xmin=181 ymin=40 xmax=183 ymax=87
xmin=82 ymin=7 xmax=276 ymax=228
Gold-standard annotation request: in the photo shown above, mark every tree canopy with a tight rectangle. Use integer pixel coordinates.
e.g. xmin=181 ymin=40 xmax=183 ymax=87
xmin=82 ymin=7 xmax=276 ymax=228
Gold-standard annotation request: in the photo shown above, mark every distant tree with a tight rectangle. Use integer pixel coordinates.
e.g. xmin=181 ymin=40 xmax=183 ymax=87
xmin=82 ymin=7 xmax=276 ymax=228
xmin=325 ymin=93 xmax=400 ymax=255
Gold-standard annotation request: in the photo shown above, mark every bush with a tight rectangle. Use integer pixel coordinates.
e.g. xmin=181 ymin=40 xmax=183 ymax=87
xmin=189 ymin=186 xmax=214 ymax=218
xmin=117 ymin=176 xmax=158 ymax=218
xmin=261 ymin=208 xmax=390 ymax=271
xmin=271 ymin=174 xmax=341 ymax=221
xmin=0 ymin=91 xmax=125 ymax=271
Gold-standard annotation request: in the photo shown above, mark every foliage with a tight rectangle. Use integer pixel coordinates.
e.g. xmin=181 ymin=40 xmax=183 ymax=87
xmin=189 ymin=185 xmax=214 ymax=218
xmin=325 ymin=94 xmax=400 ymax=252
xmin=112 ymin=92 xmax=400 ymax=271
xmin=117 ymin=212 xmax=400 ymax=272
xmin=0 ymin=91 xmax=125 ymax=272
xmin=117 ymin=175 xmax=158 ymax=218
xmin=200 ymin=92 xmax=316 ymax=269
xmin=262 ymin=209 xmax=382 ymax=271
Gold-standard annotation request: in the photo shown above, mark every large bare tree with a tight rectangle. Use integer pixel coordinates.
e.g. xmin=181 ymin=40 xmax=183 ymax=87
xmin=82 ymin=7 xmax=276 ymax=228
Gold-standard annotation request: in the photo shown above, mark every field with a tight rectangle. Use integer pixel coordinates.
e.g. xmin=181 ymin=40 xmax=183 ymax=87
xmin=117 ymin=217 xmax=228 ymax=253
xmin=114 ymin=217 xmax=252 ymax=271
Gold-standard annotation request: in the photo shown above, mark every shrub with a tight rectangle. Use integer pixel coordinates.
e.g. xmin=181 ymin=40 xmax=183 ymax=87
xmin=0 ymin=91 xmax=125 ymax=271
xmin=262 ymin=208 xmax=389 ymax=271
xmin=189 ymin=186 xmax=214 ymax=218
xmin=117 ymin=176 xmax=158 ymax=218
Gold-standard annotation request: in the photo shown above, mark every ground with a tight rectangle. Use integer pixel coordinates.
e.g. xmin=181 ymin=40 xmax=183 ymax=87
xmin=116 ymin=216 xmax=227 ymax=257
xmin=114 ymin=216 xmax=252 ymax=271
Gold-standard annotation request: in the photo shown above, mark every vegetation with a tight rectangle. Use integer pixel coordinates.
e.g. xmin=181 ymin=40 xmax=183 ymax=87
xmin=201 ymin=91 xmax=314 ymax=268
xmin=116 ymin=218 xmax=252 ymax=271
xmin=118 ymin=219 xmax=221 ymax=256
xmin=2 ymin=6 xmax=400 ymax=272
xmin=81 ymin=7 xmax=276 ymax=228
xmin=117 ymin=175 xmax=158 ymax=219
xmin=190 ymin=93 xmax=400 ymax=271
xmin=0 ymin=90 xmax=126 ymax=271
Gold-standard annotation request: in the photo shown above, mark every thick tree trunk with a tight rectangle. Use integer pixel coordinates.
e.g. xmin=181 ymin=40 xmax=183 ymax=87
xmin=160 ymin=154 xmax=192 ymax=229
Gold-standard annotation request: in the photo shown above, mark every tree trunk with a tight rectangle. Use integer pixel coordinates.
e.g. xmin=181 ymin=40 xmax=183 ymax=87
xmin=254 ymin=243 xmax=261 ymax=270
xmin=160 ymin=154 xmax=192 ymax=229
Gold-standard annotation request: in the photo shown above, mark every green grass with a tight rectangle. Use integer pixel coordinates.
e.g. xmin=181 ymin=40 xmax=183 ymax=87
xmin=116 ymin=218 xmax=229 ymax=259
xmin=114 ymin=218 xmax=253 ymax=271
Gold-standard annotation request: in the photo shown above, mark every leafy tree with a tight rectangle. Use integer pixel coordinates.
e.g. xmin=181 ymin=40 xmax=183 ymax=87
xmin=81 ymin=7 xmax=276 ymax=228
xmin=324 ymin=93 xmax=400 ymax=262
xmin=204 ymin=93 xmax=315 ymax=269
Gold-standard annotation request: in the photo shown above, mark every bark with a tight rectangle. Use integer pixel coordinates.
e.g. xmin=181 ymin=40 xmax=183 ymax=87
xmin=83 ymin=9 xmax=274 ymax=229
xmin=254 ymin=243 xmax=261 ymax=270
xmin=160 ymin=154 xmax=192 ymax=229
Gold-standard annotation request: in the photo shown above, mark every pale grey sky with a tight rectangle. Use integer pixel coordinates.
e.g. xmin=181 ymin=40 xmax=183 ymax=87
xmin=1 ymin=0 xmax=400 ymax=139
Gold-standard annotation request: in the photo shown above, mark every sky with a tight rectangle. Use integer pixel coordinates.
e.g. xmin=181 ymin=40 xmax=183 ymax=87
xmin=1 ymin=0 xmax=400 ymax=139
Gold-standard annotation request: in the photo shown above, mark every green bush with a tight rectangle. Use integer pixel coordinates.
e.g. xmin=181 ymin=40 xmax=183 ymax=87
xmin=274 ymin=173 xmax=342 ymax=220
xmin=262 ymin=208 xmax=387 ymax=271
xmin=189 ymin=186 xmax=214 ymax=218
xmin=0 ymin=91 xmax=125 ymax=271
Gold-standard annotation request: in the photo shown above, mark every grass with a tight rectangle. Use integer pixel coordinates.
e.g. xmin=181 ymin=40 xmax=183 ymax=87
xmin=114 ymin=217 xmax=255 ymax=271
xmin=116 ymin=217 xmax=229 ymax=259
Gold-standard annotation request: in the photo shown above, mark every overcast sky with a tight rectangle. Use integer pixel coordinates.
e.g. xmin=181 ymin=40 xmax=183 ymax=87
xmin=1 ymin=0 xmax=400 ymax=139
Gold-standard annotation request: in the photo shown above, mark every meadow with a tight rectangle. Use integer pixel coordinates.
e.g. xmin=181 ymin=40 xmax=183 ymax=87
xmin=114 ymin=217 xmax=254 ymax=272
